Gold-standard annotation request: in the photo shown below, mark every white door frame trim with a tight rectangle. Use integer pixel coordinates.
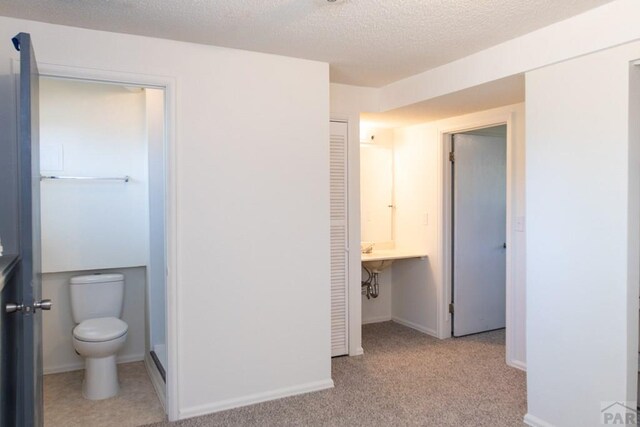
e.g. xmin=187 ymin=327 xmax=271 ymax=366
xmin=35 ymin=62 xmax=180 ymax=420
xmin=436 ymin=111 xmax=520 ymax=369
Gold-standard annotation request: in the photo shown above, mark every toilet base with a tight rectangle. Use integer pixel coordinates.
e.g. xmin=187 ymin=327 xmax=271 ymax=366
xmin=82 ymin=355 xmax=119 ymax=400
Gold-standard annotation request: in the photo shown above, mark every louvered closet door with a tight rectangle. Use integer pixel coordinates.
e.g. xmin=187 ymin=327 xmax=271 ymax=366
xmin=330 ymin=121 xmax=349 ymax=357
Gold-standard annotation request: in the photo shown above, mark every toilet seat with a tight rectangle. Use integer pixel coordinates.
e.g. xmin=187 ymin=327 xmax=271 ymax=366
xmin=73 ymin=317 xmax=128 ymax=342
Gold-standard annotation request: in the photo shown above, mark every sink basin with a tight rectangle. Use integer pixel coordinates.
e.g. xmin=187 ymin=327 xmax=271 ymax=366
xmin=362 ymin=259 xmax=395 ymax=273
xmin=361 ymin=249 xmax=428 ymax=273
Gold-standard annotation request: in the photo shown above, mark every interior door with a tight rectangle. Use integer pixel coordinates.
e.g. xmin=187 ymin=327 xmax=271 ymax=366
xmin=452 ymin=132 xmax=506 ymax=337
xmin=330 ymin=121 xmax=349 ymax=357
xmin=13 ymin=32 xmax=44 ymax=426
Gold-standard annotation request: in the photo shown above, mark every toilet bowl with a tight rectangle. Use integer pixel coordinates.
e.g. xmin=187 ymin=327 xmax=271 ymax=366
xmin=72 ymin=317 xmax=128 ymax=400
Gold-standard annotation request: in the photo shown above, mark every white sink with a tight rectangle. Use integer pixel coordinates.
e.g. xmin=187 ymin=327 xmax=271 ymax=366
xmin=362 ymin=258 xmax=395 ymax=273
xmin=361 ymin=249 xmax=427 ymax=273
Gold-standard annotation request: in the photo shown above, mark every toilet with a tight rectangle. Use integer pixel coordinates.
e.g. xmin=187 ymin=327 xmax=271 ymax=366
xmin=70 ymin=273 xmax=128 ymax=400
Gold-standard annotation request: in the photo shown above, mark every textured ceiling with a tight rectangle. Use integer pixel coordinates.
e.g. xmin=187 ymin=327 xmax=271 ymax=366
xmin=0 ymin=0 xmax=614 ymax=87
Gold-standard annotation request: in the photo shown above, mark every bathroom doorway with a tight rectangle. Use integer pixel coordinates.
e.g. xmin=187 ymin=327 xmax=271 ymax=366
xmin=38 ymin=75 xmax=172 ymax=425
xmin=439 ymin=118 xmax=521 ymax=368
xmin=449 ymin=125 xmax=507 ymax=337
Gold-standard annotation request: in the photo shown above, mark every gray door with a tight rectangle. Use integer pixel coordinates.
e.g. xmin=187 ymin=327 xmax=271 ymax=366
xmin=452 ymin=132 xmax=506 ymax=337
xmin=13 ymin=32 xmax=44 ymax=426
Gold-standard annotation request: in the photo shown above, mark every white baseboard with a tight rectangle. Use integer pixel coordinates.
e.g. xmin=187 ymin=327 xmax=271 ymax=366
xmin=362 ymin=315 xmax=392 ymax=325
xmin=524 ymin=413 xmax=555 ymax=427
xmin=350 ymin=346 xmax=364 ymax=356
xmin=44 ymin=353 xmax=145 ymax=375
xmin=179 ymin=379 xmax=335 ymax=420
xmin=508 ymin=358 xmax=527 ymax=371
xmin=392 ymin=316 xmax=438 ymax=337
xmin=144 ymin=354 xmax=166 ymax=410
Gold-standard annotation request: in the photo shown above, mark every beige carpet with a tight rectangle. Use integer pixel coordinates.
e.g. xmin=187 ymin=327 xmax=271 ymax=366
xmin=145 ymin=321 xmax=526 ymax=426
xmin=44 ymin=361 xmax=165 ymax=427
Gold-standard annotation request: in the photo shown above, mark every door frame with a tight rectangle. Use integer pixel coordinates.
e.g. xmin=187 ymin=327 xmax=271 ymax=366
xmin=436 ymin=111 xmax=520 ymax=368
xmin=30 ymin=61 xmax=180 ymax=421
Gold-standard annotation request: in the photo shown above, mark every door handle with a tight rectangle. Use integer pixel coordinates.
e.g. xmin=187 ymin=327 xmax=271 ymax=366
xmin=5 ymin=299 xmax=52 ymax=314
xmin=5 ymin=303 xmax=24 ymax=313
xmin=33 ymin=299 xmax=52 ymax=311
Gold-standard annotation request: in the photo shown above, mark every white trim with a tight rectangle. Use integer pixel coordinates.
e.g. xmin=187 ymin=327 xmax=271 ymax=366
xmin=164 ymin=79 xmax=179 ymax=423
xmin=35 ymin=62 xmax=175 ymax=89
xmin=362 ymin=315 xmax=392 ymax=325
xmin=179 ymin=379 xmax=335 ymax=420
xmin=144 ymin=353 xmax=166 ymax=410
xmin=43 ymin=353 xmax=144 ymax=375
xmin=437 ymin=131 xmax=451 ymax=340
xmin=436 ymin=112 xmax=520 ymax=369
xmin=331 ymin=114 xmax=363 ymax=357
xmin=35 ymin=62 xmax=180 ymax=422
xmin=509 ymin=359 xmax=527 ymax=371
xmin=392 ymin=316 xmax=439 ymax=337
xmin=523 ymin=413 xmax=555 ymax=427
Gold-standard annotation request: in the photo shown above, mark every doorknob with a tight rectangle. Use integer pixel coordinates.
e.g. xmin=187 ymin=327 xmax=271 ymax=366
xmin=34 ymin=299 xmax=52 ymax=311
xmin=5 ymin=299 xmax=52 ymax=314
xmin=6 ymin=303 xmax=24 ymax=313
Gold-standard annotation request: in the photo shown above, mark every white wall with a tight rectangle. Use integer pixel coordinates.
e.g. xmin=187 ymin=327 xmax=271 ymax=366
xmin=390 ymin=103 xmax=526 ymax=363
xmin=0 ymin=16 xmax=331 ymax=420
xmin=42 ymin=267 xmax=147 ymax=374
xmin=525 ymin=42 xmax=640 ymax=427
xmin=39 ymin=78 xmax=148 ymax=273
xmin=391 ymin=258 xmax=436 ymax=335
xmin=330 ymin=83 xmax=379 ymax=114
xmin=145 ymin=88 xmax=166 ymax=363
xmin=389 ymin=121 xmax=435 ymax=335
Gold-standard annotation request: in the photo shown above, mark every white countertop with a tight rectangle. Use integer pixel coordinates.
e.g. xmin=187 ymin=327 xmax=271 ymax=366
xmin=361 ymin=249 xmax=427 ymax=262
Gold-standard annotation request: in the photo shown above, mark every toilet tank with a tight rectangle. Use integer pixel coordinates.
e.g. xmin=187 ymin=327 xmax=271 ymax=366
xmin=70 ymin=273 xmax=125 ymax=323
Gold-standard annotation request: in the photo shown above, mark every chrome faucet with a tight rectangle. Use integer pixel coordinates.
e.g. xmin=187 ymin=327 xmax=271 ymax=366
xmin=361 ymin=243 xmax=374 ymax=254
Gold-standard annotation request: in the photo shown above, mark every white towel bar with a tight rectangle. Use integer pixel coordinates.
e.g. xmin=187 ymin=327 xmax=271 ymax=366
xmin=40 ymin=175 xmax=130 ymax=183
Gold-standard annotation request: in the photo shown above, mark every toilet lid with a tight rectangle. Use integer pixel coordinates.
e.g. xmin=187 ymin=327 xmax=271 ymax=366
xmin=73 ymin=317 xmax=128 ymax=342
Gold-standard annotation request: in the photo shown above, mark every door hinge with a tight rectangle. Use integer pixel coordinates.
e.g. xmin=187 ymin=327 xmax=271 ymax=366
xmin=449 ymin=152 xmax=455 ymax=162
xmin=449 ymin=303 xmax=454 ymax=314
